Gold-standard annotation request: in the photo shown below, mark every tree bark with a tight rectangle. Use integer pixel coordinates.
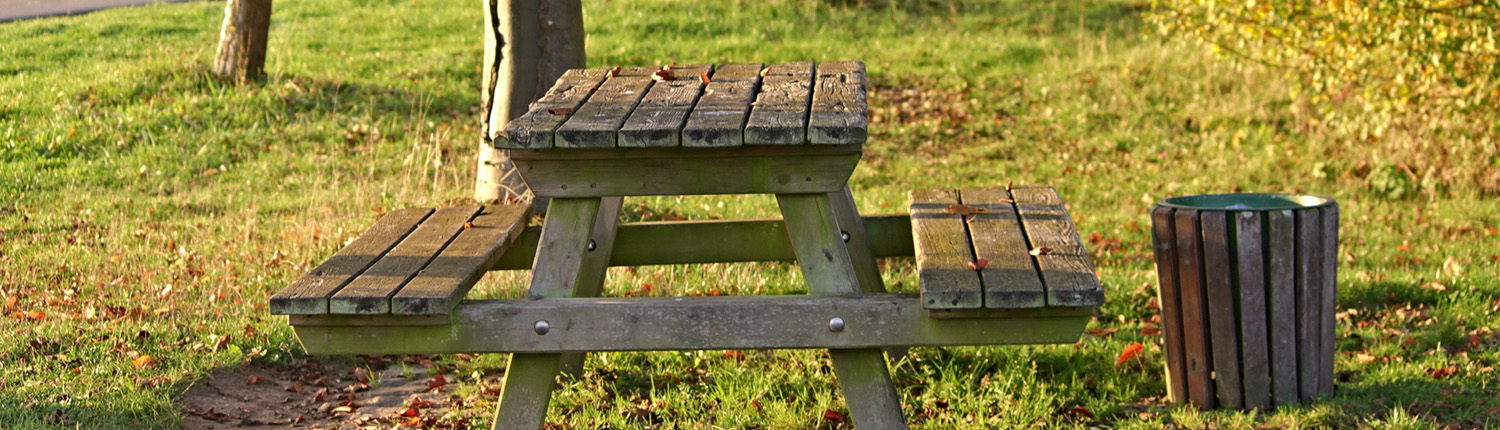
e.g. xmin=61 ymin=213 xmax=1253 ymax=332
xmin=212 ymin=0 xmax=273 ymax=82
xmin=476 ymin=0 xmax=585 ymax=207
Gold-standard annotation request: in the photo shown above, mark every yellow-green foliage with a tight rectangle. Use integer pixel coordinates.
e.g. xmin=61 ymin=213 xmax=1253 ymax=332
xmin=1152 ymin=0 xmax=1499 ymax=195
xmin=1153 ymin=0 xmax=1497 ymax=134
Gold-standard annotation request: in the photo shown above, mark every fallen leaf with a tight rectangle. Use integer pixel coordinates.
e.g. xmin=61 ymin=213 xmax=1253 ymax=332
xmin=132 ymin=355 xmax=156 ymax=368
xmin=723 ymin=350 xmax=746 ymax=360
xmin=1140 ymin=327 xmax=1162 ymax=336
xmin=3 ymin=295 xmax=16 ymax=310
xmin=547 ymin=107 xmax=574 ymax=115
xmin=1426 ymin=366 xmax=1457 ymax=379
xmin=427 ymin=374 xmax=448 ymax=391
xmin=292 ymin=414 xmax=305 ymax=425
xmin=408 ymin=396 xmax=434 ymax=408
xmin=399 ymin=407 xmax=421 ymax=417
xmin=751 ymin=400 xmax=764 ymax=414
xmin=699 ymin=71 xmax=710 ymax=84
xmin=1067 ymin=405 xmax=1095 ymax=418
xmin=26 ymin=310 xmax=44 ymax=321
xmin=284 ymin=381 xmax=303 ymax=393
xmin=1030 ymin=247 xmax=1053 ymax=256
xmin=759 ymin=67 xmax=770 ymax=77
xmin=946 ymin=204 xmax=986 ymax=215
xmin=651 ymin=69 xmax=675 ymax=81
xmin=1086 ymin=328 xmax=1119 ymax=338
xmin=1116 ymin=342 xmax=1145 ymax=366
xmin=246 ymin=374 xmax=266 ymax=385
xmin=966 ymin=259 xmax=989 ymax=271
xmin=463 ymin=222 xmax=474 ymax=229
xmin=822 ymin=409 xmax=846 ymax=422
xmin=606 ymin=66 xmax=621 ymax=78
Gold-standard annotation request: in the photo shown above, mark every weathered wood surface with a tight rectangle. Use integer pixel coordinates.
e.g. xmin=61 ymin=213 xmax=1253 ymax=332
xmin=710 ymin=63 xmax=765 ymax=82
xmin=291 ymin=294 xmax=1092 ymax=354
xmin=683 ymin=80 xmax=758 ymax=147
xmin=1200 ymin=211 xmax=1244 ymax=409
xmin=525 ymin=198 xmax=602 ymax=299
xmin=509 ymin=144 xmax=861 ymax=197
xmin=1319 ymin=204 xmax=1339 ymax=397
xmin=557 ymin=196 xmax=623 ymax=376
xmin=270 ymin=209 xmax=432 ymax=315
xmin=212 ymin=0 xmax=273 ymax=82
xmin=778 ymin=193 xmax=862 ymax=295
xmin=491 ymin=215 xmax=913 ymax=270
xmin=391 ymin=205 xmax=531 ymax=315
xmin=1234 ymin=210 xmax=1272 ymax=410
xmin=620 ymin=80 xmax=705 ymax=147
xmin=494 ymin=353 xmax=560 ymax=430
xmin=1172 ymin=209 xmax=1215 ymax=409
xmin=963 ymin=187 xmax=1046 ymax=309
xmin=763 ymin=61 xmax=815 ymax=76
xmin=1295 ymin=209 xmax=1324 ymax=400
xmin=830 ymin=187 xmax=887 ymax=295
xmin=909 ymin=188 xmax=983 ymax=309
xmin=494 ymin=70 xmax=609 ymax=149
xmin=831 ymin=348 xmax=909 ymax=430
xmin=556 ymin=76 xmax=653 ymax=148
xmin=1150 ymin=206 xmax=1190 ymax=403
xmin=745 ymin=75 xmax=812 ymax=144
xmin=1011 ymin=185 xmax=1104 ymax=307
xmin=330 ymin=207 xmax=481 ymax=314
xmin=1265 ymin=209 xmax=1298 ymax=405
xmin=809 ymin=61 xmax=868 ymax=144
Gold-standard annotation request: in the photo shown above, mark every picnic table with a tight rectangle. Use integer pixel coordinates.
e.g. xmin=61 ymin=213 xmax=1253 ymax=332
xmin=270 ymin=61 xmax=1105 ymax=430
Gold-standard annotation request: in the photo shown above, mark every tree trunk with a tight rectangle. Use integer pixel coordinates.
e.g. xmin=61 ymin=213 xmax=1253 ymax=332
xmin=475 ymin=0 xmax=585 ymax=207
xmin=212 ymin=0 xmax=273 ymax=82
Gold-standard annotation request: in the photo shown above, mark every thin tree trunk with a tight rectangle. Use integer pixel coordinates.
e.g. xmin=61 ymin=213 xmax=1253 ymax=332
xmin=213 ymin=0 xmax=273 ymax=82
xmin=476 ymin=0 xmax=585 ymax=207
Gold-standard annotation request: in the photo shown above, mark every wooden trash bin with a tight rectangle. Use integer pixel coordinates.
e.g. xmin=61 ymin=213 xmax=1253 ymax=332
xmin=1149 ymin=194 xmax=1339 ymax=410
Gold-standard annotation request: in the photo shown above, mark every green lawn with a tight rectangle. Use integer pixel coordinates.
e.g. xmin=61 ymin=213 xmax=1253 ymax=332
xmin=2 ymin=0 xmax=1497 ymax=429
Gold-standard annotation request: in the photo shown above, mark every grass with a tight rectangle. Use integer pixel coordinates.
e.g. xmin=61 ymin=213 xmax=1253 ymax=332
xmin=1 ymin=0 xmax=1497 ymax=428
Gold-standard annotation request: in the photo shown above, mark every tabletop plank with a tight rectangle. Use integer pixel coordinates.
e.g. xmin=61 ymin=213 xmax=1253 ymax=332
xmin=495 ymin=68 xmax=609 ymax=149
xmin=745 ymin=75 xmax=812 ymax=144
xmin=682 ymin=63 xmax=763 ymax=147
xmin=620 ymin=79 xmax=706 ymax=147
xmin=960 ymin=187 xmax=1045 ymax=309
xmin=809 ymin=61 xmax=867 ymax=145
xmin=555 ymin=75 xmax=653 ymax=148
xmin=910 ymin=188 xmax=983 ymax=309
xmin=329 ymin=206 xmax=481 ymax=314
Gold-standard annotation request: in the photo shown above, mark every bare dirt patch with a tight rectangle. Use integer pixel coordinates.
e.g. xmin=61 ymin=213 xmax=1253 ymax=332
xmin=180 ymin=357 xmax=471 ymax=430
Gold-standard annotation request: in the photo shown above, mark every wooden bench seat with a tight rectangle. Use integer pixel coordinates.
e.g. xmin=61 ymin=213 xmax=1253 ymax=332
xmin=910 ymin=185 xmax=1105 ymax=311
xmin=269 ymin=205 xmax=531 ymax=316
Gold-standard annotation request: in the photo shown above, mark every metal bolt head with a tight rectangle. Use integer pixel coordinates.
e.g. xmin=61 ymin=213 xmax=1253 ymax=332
xmin=840 ymin=231 xmax=851 ymax=243
xmin=828 ymin=317 xmax=846 ymax=332
xmin=587 ymin=240 xmax=597 ymax=251
xmin=534 ymin=320 xmax=551 ymax=335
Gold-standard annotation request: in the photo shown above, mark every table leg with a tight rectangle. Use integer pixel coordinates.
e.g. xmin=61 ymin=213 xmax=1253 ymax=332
xmin=777 ymin=193 xmax=909 ymax=430
xmin=559 ymin=196 xmax=623 ymax=377
xmin=493 ymin=197 xmax=613 ymax=430
xmin=829 ymin=186 xmax=912 ymax=368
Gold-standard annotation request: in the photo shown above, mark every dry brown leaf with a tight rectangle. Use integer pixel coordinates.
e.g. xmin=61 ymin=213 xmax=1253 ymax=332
xmin=699 ymin=71 xmax=710 ymax=84
xmin=966 ymin=259 xmax=989 ymax=271
xmin=547 ymin=107 xmax=573 ymax=115
xmin=1030 ymin=247 xmax=1053 ymax=256
xmin=246 ymin=374 xmax=266 ymax=385
xmin=945 ymin=204 xmax=986 ymax=215
xmin=132 ymin=355 xmax=156 ymax=368
xmin=1116 ymin=342 xmax=1144 ymax=366
xmin=651 ymin=69 xmax=675 ymax=81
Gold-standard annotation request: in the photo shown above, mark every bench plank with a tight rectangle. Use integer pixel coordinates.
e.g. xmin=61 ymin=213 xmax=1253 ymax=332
xmin=269 ymin=208 xmax=433 ymax=315
xmin=1011 ymin=185 xmax=1104 ymax=307
xmin=555 ymin=75 xmax=653 ymax=148
xmin=809 ymin=61 xmax=868 ymax=145
xmin=620 ymin=80 xmax=706 ymax=147
xmin=960 ymin=187 xmax=1045 ymax=309
xmin=909 ymin=188 xmax=982 ymax=309
xmin=329 ymin=206 xmax=481 ymax=314
xmin=745 ymin=74 xmax=812 ymax=145
xmin=390 ymin=205 xmax=532 ymax=315
xmin=495 ymin=69 xmax=609 ymax=149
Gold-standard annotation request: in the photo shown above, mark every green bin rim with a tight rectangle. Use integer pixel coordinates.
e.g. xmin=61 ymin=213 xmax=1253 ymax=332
xmin=1156 ymin=193 xmax=1335 ymax=211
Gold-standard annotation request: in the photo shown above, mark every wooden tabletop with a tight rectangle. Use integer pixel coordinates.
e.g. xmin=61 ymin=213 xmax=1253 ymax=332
xmin=495 ymin=61 xmax=868 ymax=149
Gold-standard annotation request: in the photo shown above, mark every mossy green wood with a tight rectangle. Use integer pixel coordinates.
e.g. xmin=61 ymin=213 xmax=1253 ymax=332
xmin=509 ymin=145 xmax=862 ymax=198
xmin=289 ymin=295 xmax=1091 ymax=354
xmin=558 ymin=196 xmax=623 ymax=376
xmin=776 ymin=193 xmax=908 ymax=429
xmin=489 ymin=215 xmax=915 ymax=269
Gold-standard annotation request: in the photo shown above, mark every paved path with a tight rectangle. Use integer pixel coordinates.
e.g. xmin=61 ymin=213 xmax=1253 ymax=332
xmin=1 ymin=0 xmax=206 ymax=23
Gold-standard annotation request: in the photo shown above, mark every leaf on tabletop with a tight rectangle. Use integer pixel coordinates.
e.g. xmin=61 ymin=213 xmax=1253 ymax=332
xmin=605 ymin=66 xmax=621 ymax=78
xmin=1116 ymin=342 xmax=1144 ymax=366
xmin=651 ymin=69 xmax=675 ymax=82
xmin=946 ymin=204 xmax=986 ymax=215
xmin=547 ymin=108 xmax=573 ymax=116
xmin=1030 ymin=247 xmax=1053 ymax=256
xmin=966 ymin=259 xmax=989 ymax=271
xmin=699 ymin=71 xmax=710 ymax=84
